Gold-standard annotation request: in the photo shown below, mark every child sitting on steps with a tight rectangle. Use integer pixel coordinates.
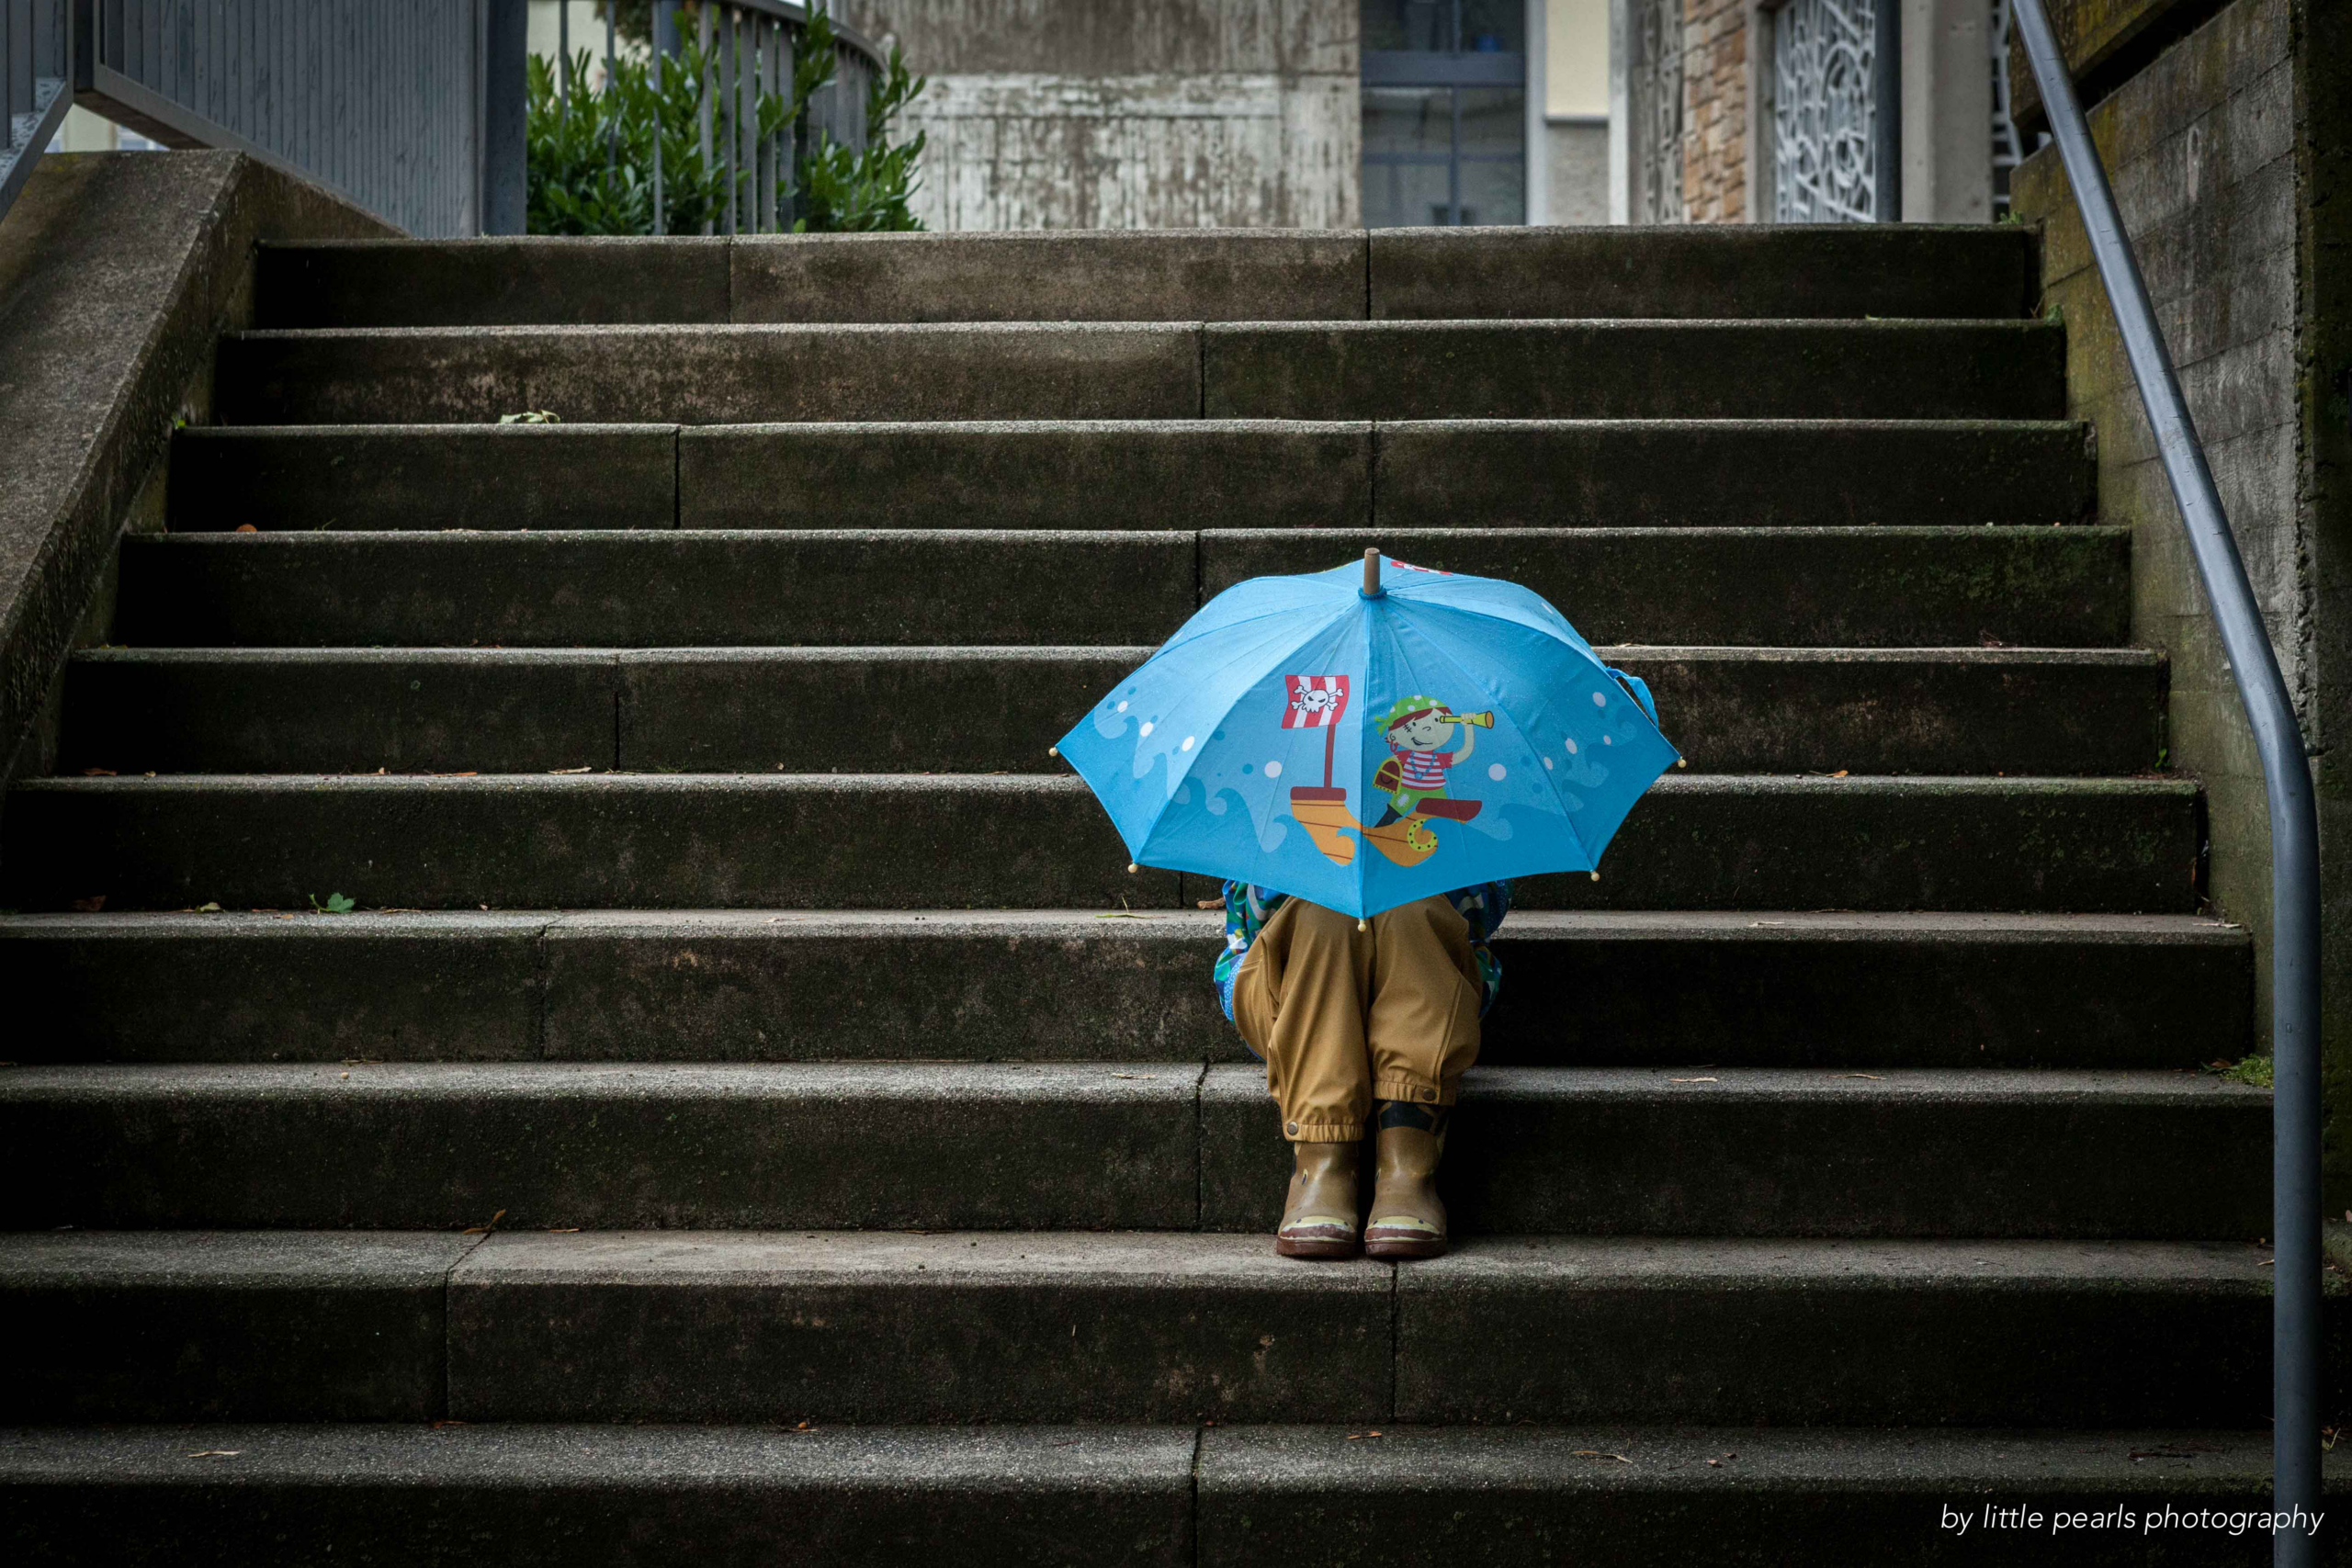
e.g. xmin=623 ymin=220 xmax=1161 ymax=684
xmin=1215 ymin=880 xmax=1510 ymax=1260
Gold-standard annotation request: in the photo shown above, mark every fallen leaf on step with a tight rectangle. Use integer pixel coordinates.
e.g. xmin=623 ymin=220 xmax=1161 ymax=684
xmin=1837 ymin=1073 xmax=1886 ymax=1080
xmin=1830 ymin=770 xmax=1849 ymax=778
xmin=1197 ymin=899 xmax=1223 ymax=909
xmin=1707 ymin=1452 xmax=1737 ymax=1466
xmin=549 ymin=766 xmax=592 ymax=774
xmin=187 ymin=1450 xmax=243 ymax=1458
xmin=545 ymin=1227 xmax=581 ymax=1234
xmin=461 ymin=1208 xmax=507 ymax=1235
xmin=1668 ymin=1077 xmax=1717 ymax=1084
xmin=1345 ymin=1431 xmax=1385 ymax=1440
xmin=431 ymin=1420 xmax=469 ymax=1429
xmin=80 ymin=768 xmax=115 ymax=776
xmin=1094 ymin=912 xmax=1158 ymax=920
xmin=1574 ymin=1450 xmax=1631 ymax=1464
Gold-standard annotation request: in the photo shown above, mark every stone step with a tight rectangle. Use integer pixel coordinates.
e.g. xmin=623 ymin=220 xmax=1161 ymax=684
xmin=115 ymin=526 xmax=2133 ymax=649
xmin=213 ymin=321 xmax=2065 ymax=426
xmin=56 ymin=646 xmax=2166 ymax=777
xmin=0 ymin=909 xmax=2252 ymax=1071
xmin=0 ymin=774 xmax=2201 ymax=914
xmin=0 ymin=1064 xmax=2264 ymax=1238
xmin=252 ymin=226 xmax=2038 ymax=328
xmin=164 ymin=418 xmax=2098 ymax=533
xmin=6 ymin=1423 xmax=2326 ymax=1568
xmin=0 ymin=1231 xmax=2298 ymax=1426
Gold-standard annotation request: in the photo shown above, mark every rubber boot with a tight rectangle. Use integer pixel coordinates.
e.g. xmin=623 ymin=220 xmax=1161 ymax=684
xmin=1274 ymin=1139 xmax=1360 ymax=1259
xmin=1364 ymin=1100 xmax=1449 ymax=1259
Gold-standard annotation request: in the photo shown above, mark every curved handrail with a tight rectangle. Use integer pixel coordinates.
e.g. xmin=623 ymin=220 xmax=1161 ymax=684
xmin=2008 ymin=2 xmax=2324 ymax=1558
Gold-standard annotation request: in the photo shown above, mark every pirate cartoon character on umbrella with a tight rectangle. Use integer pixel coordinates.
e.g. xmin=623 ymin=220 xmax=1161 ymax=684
xmin=1374 ymin=695 xmax=1494 ymax=827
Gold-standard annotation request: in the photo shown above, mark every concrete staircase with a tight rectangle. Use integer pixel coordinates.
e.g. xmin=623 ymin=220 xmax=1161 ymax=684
xmin=0 ymin=228 xmax=2321 ymax=1562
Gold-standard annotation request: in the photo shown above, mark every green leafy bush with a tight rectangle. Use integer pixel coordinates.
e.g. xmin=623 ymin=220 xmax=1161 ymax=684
xmin=526 ymin=5 xmax=924 ymax=235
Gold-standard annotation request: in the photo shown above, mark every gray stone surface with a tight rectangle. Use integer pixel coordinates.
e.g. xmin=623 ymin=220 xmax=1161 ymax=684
xmin=254 ymin=237 xmax=733 ymax=327
xmin=679 ymin=420 xmax=1373 ymax=530
xmin=62 ymin=648 xmax=620 ymax=773
xmin=113 ymin=525 xmax=2129 ymax=651
xmin=1602 ymin=646 xmax=2165 ymax=774
xmin=446 ymin=1231 xmax=1389 ymax=1422
xmin=1203 ymin=321 xmax=2069 ymax=421
xmin=731 ymin=230 xmax=1367 ymax=322
xmin=166 ymin=424 xmax=680 ymax=531
xmin=117 ymin=529 xmax=1198 ymax=648
xmin=1373 ymin=418 xmax=2098 ymax=529
xmin=1199 ymin=1066 xmax=2270 ymax=1238
xmin=0 ymin=909 xmax=2251 ymax=1069
xmin=1 ymin=910 xmax=546 ymax=1063
xmin=0 ymin=1061 xmax=1203 ymax=1229
xmin=216 ymin=322 xmax=1204 ymax=424
xmin=0 ymin=152 xmax=390 ymax=792
xmin=1393 ymin=1236 xmax=2290 ymax=1426
xmin=60 ymin=644 xmax=2163 ymax=776
xmin=1369 ymin=225 xmax=2040 ymax=321
xmin=0 ymin=1423 xmax=1196 ymax=1566
xmin=0 ymin=773 xmax=2197 ymax=913
xmin=1201 ymin=527 xmax=2133 ymax=649
xmin=1199 ymin=1425 xmax=2341 ymax=1567
xmin=0 ymin=1231 xmax=466 ymax=1421
xmin=616 ymin=646 xmax=1145 ymax=773
xmin=539 ymin=908 xmax=1222 ymax=1062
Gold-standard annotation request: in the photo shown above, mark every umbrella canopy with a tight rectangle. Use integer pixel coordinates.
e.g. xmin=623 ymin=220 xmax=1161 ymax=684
xmin=1057 ymin=551 xmax=1680 ymax=919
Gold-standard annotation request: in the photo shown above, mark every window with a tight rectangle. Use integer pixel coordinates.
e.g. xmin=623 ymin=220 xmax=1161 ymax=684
xmin=1361 ymin=1 xmax=1527 ymax=227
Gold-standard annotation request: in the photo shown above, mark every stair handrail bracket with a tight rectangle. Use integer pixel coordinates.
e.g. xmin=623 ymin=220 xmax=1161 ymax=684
xmin=2010 ymin=1 xmax=2324 ymax=1557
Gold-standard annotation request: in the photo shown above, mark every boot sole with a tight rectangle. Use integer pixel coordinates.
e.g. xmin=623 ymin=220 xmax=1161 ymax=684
xmin=1363 ymin=1234 xmax=1448 ymax=1259
xmin=1274 ymin=1234 xmax=1360 ymax=1260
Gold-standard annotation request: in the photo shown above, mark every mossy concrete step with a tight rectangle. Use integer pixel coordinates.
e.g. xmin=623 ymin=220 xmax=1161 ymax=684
xmin=0 ymin=1231 xmax=2304 ymax=1426
xmin=115 ymin=526 xmax=2133 ymax=649
xmin=0 ymin=774 xmax=2201 ymax=913
xmin=0 ymin=910 xmax=2249 ymax=1071
xmin=215 ymin=320 xmax=2065 ymax=426
xmin=56 ymin=646 xmax=2165 ymax=776
xmin=164 ymin=418 xmax=2097 ymax=533
xmin=0 ymin=1424 xmax=1195 ymax=1567
xmin=6 ymin=1423 xmax=2328 ymax=1568
xmin=0 ymin=1063 xmax=2262 ymax=1238
xmin=251 ymin=226 xmax=2037 ymax=329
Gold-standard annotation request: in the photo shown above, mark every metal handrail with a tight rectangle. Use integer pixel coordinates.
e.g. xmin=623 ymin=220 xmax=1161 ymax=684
xmin=0 ymin=0 xmax=74 ymax=225
xmin=2010 ymin=2 xmax=2324 ymax=1557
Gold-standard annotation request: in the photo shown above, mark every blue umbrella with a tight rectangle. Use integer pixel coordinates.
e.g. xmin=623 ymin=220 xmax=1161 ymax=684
xmin=1057 ymin=550 xmax=1681 ymax=919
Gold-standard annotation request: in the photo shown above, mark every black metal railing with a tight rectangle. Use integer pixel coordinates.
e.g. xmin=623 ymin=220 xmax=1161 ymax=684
xmin=548 ymin=0 xmax=880 ymax=235
xmin=2012 ymin=2 xmax=2324 ymax=1558
xmin=1 ymin=0 xmax=74 ymax=220
xmin=0 ymin=1 xmax=885 ymax=236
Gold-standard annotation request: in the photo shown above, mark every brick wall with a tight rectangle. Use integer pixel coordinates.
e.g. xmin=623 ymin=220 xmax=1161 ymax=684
xmin=1679 ymin=0 xmax=1749 ymax=221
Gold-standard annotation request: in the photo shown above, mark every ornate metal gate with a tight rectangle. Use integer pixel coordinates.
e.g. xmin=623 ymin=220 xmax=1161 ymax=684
xmin=1770 ymin=0 xmax=1901 ymax=222
xmin=1626 ymin=0 xmax=1685 ymax=222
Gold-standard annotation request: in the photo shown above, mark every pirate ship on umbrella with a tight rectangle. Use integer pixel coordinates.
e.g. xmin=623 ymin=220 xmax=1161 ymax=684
xmin=1282 ymin=674 xmax=1494 ymax=869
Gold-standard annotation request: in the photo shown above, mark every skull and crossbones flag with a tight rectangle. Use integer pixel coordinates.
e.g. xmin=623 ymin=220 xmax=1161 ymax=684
xmin=1282 ymin=675 xmax=1350 ymax=728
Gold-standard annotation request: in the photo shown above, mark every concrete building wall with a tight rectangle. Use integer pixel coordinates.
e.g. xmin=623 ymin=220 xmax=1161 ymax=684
xmin=842 ymin=0 xmax=1360 ymax=229
xmin=2012 ymin=0 xmax=2352 ymax=1184
xmin=1547 ymin=0 xmax=1611 ymax=222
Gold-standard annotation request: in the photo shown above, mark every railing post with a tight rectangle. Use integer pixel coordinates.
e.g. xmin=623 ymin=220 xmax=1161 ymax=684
xmin=2010 ymin=2 xmax=2325 ymax=1559
xmin=481 ymin=0 xmax=527 ymax=235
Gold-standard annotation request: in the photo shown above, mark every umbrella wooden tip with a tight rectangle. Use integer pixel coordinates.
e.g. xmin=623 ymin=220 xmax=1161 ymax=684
xmin=1590 ymin=871 xmax=1601 ymax=882
xmin=1126 ymin=863 xmax=1139 ymax=874
xmin=1357 ymin=918 xmax=1369 ymax=931
xmin=1676 ymin=757 xmax=1687 ymax=768
xmin=1047 ymin=746 xmax=1059 ymax=758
